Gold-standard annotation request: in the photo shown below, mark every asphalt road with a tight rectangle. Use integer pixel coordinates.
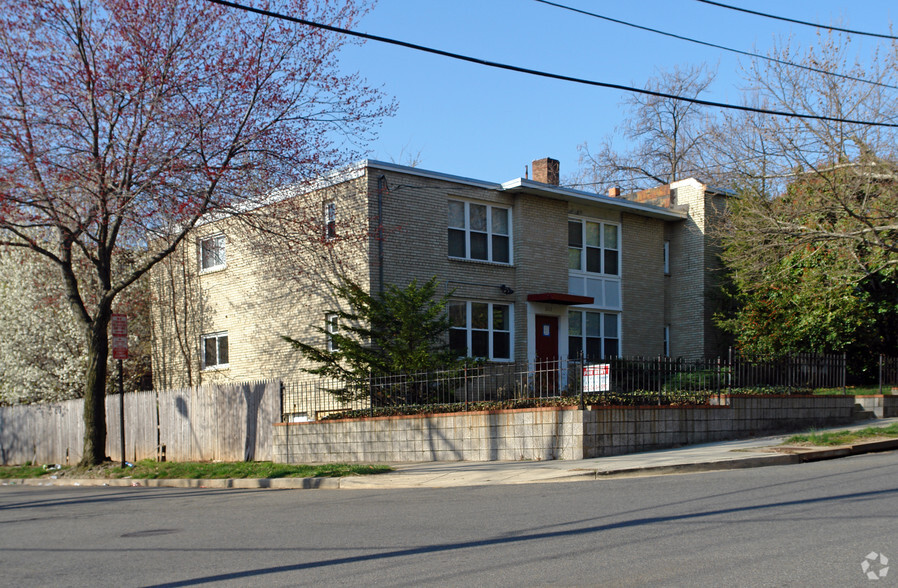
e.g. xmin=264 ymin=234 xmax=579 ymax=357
xmin=2 ymin=452 xmax=898 ymax=587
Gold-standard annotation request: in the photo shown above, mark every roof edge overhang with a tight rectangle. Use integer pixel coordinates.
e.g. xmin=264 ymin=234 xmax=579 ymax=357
xmin=527 ymin=293 xmax=594 ymax=305
xmin=365 ymin=159 xmax=501 ymax=190
xmin=501 ymin=178 xmax=687 ymax=221
xmin=363 ymin=161 xmax=689 ymax=220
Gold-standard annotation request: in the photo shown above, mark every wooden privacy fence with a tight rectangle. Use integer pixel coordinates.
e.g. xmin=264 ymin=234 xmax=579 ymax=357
xmin=0 ymin=380 xmax=281 ymax=466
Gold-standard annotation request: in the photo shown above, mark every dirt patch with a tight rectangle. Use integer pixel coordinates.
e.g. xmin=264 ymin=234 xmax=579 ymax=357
xmin=760 ymin=446 xmax=830 ymax=455
xmin=52 ymin=462 xmax=129 ymax=479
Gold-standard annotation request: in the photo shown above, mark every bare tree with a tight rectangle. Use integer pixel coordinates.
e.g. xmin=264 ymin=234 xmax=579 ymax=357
xmin=574 ymin=64 xmax=717 ymax=193
xmin=717 ymin=32 xmax=898 ymax=282
xmin=714 ymin=33 xmax=898 ymax=360
xmin=0 ymin=0 xmax=394 ymax=465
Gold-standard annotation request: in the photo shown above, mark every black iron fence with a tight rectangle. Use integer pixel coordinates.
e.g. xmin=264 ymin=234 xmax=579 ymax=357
xmin=280 ymin=352 xmax=896 ymax=422
xmin=882 ymin=354 xmax=898 ymax=393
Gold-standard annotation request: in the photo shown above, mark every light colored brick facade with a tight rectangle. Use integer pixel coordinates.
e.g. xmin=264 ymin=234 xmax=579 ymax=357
xmin=152 ymin=160 xmax=729 ymax=389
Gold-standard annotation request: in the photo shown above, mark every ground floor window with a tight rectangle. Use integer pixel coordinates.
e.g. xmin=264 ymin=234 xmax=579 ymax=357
xmin=568 ymin=311 xmax=619 ymax=359
xmin=201 ymin=332 xmax=229 ymax=369
xmin=449 ymin=301 xmax=512 ymax=360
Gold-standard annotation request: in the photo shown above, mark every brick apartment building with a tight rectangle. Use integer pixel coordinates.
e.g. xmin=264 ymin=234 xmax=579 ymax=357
xmin=151 ymin=158 xmax=730 ymax=389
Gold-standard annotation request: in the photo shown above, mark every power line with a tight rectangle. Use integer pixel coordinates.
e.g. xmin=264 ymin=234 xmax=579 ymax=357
xmin=535 ymin=0 xmax=898 ymax=91
xmin=695 ymin=0 xmax=898 ymax=41
xmin=205 ymin=0 xmax=898 ymax=129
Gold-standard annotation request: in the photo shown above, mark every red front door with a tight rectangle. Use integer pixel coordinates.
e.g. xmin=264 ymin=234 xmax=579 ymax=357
xmin=535 ymin=315 xmax=558 ymax=359
xmin=535 ymin=315 xmax=558 ymax=394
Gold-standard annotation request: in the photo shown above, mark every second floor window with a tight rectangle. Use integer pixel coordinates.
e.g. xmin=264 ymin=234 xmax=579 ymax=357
xmin=448 ymin=200 xmax=510 ymax=263
xmin=325 ymin=201 xmax=336 ymax=241
xmin=199 ymin=234 xmax=226 ymax=271
xmin=664 ymin=240 xmax=670 ymax=274
xmin=568 ymin=220 xmax=618 ymax=276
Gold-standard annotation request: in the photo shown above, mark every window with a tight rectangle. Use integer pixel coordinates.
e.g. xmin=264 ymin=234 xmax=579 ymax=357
xmin=199 ymin=234 xmax=226 ymax=271
xmin=325 ymin=313 xmax=339 ymax=351
xmin=568 ymin=220 xmax=618 ymax=275
xmin=449 ymin=301 xmax=512 ymax=360
xmin=201 ymin=332 xmax=229 ymax=369
xmin=568 ymin=310 xmax=619 ymax=359
xmin=448 ymin=200 xmax=510 ymax=263
xmin=664 ymin=325 xmax=670 ymax=357
xmin=568 ymin=219 xmax=621 ymax=309
xmin=325 ymin=201 xmax=336 ymax=240
xmin=664 ymin=241 xmax=670 ymax=274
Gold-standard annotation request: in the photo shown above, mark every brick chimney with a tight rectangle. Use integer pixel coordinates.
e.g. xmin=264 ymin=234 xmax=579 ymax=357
xmin=608 ymin=186 xmax=621 ymax=198
xmin=532 ymin=158 xmax=560 ymax=185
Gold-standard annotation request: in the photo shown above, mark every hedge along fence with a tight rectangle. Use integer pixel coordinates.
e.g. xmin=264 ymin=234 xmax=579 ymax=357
xmin=0 ymin=380 xmax=280 ymax=466
xmin=281 ymin=352 xmax=870 ymax=422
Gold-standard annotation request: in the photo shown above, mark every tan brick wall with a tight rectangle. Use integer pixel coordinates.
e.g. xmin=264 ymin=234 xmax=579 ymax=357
xmin=152 ymin=175 xmax=372 ymax=388
xmin=666 ymin=179 xmax=729 ymax=359
xmin=368 ymin=168 xmax=520 ymax=358
xmin=621 ymin=214 xmax=665 ymax=356
xmin=368 ymin=166 xmax=575 ymax=361
xmin=152 ymin=164 xmax=726 ymax=389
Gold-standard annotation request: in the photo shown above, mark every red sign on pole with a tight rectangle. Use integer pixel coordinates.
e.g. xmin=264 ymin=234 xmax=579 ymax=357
xmin=111 ymin=314 xmax=128 ymax=360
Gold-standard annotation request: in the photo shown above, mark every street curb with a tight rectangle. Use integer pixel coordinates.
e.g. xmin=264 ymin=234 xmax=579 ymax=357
xmin=0 ymin=476 xmax=343 ymax=489
xmin=796 ymin=438 xmax=898 ymax=463
xmin=3 ymin=438 xmax=897 ymax=490
xmin=588 ymin=454 xmax=801 ymax=478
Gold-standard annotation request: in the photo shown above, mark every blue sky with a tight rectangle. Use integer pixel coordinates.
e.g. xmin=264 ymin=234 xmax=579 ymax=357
xmin=339 ymin=0 xmax=895 ymax=186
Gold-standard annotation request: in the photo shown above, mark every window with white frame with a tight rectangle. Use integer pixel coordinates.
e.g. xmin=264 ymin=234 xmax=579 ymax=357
xmin=664 ymin=241 xmax=670 ymax=274
xmin=199 ymin=234 xmax=226 ymax=271
xmin=568 ymin=219 xmax=618 ymax=275
xmin=449 ymin=300 xmax=512 ymax=360
xmin=325 ymin=201 xmax=336 ymax=241
xmin=201 ymin=332 xmax=229 ymax=369
xmin=325 ymin=313 xmax=339 ymax=351
xmin=568 ymin=310 xmax=619 ymax=359
xmin=567 ymin=218 xmax=621 ymax=309
xmin=448 ymin=200 xmax=510 ymax=263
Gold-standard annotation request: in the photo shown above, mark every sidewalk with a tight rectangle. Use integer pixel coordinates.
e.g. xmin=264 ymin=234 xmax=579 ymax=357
xmin=5 ymin=418 xmax=898 ymax=491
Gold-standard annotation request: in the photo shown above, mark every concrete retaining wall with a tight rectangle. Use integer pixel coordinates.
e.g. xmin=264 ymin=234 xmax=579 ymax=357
xmin=854 ymin=395 xmax=898 ymax=418
xmin=273 ymin=395 xmax=857 ymax=464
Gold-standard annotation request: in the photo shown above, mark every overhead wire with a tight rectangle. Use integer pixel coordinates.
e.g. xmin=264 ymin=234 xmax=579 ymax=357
xmin=535 ymin=0 xmax=898 ymax=91
xmin=695 ymin=0 xmax=898 ymax=41
xmin=206 ymin=0 xmax=898 ymax=129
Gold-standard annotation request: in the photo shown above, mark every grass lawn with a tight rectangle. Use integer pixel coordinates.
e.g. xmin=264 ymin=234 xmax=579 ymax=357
xmin=785 ymin=422 xmax=898 ymax=446
xmin=811 ymin=386 xmax=889 ymax=396
xmin=0 ymin=460 xmax=391 ymax=480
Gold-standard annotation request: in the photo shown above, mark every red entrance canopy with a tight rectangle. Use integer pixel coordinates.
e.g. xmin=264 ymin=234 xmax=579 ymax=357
xmin=526 ymin=293 xmax=594 ymax=305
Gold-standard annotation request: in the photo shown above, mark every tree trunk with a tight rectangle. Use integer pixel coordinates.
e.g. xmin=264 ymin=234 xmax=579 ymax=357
xmin=80 ymin=311 xmax=111 ymax=466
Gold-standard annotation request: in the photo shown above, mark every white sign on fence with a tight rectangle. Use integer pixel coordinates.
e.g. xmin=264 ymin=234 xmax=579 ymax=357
xmin=583 ymin=363 xmax=610 ymax=392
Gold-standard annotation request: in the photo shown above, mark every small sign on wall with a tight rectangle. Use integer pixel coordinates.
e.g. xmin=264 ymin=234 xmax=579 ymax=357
xmin=583 ymin=363 xmax=610 ymax=392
